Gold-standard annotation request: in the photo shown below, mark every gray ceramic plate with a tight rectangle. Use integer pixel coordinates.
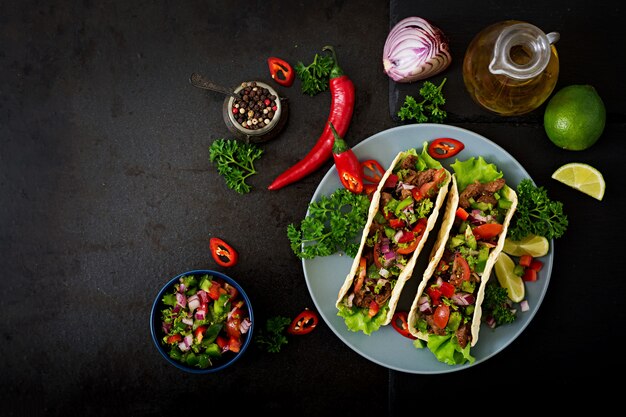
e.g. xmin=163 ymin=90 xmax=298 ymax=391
xmin=302 ymin=124 xmax=553 ymax=374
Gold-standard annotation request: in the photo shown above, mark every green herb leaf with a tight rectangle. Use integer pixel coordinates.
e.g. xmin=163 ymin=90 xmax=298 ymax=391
xmin=508 ymin=179 xmax=568 ymax=241
xmin=397 ymin=78 xmax=448 ymax=123
xmin=483 ymin=284 xmax=517 ymax=326
xmin=209 ymin=139 xmax=263 ymax=194
xmin=288 ymin=189 xmax=371 ymax=259
xmin=294 ymin=53 xmax=334 ymax=96
xmin=255 ymin=316 xmax=291 ymax=353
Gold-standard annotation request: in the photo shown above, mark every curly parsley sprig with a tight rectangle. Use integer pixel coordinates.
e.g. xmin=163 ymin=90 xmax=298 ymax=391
xmin=255 ymin=316 xmax=291 ymax=353
xmin=508 ymin=179 xmax=568 ymax=241
xmin=397 ymin=78 xmax=447 ymax=123
xmin=294 ymin=53 xmax=334 ymax=96
xmin=209 ymin=139 xmax=263 ymax=194
xmin=287 ymin=189 xmax=371 ymax=259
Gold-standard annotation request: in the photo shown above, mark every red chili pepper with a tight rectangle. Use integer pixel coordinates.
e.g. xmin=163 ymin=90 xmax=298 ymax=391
xmin=287 ymin=309 xmax=319 ymax=335
xmin=427 ymin=138 xmax=465 ymax=159
xmin=329 ymin=122 xmax=363 ymax=194
xmin=209 ymin=237 xmax=238 ymax=267
xmin=361 ymin=159 xmax=385 ymax=184
xmin=267 ymin=57 xmax=295 ymax=87
xmin=391 ymin=311 xmax=417 ymax=340
xmin=268 ymin=46 xmax=355 ymax=190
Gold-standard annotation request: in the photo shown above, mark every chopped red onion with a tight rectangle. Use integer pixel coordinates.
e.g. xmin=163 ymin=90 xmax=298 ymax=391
xmin=175 ymin=292 xmax=187 ymax=308
xmin=379 ymin=268 xmax=390 ymax=278
xmin=393 ymin=230 xmax=403 ymax=243
xmin=197 ymin=290 xmax=209 ymax=304
xmin=451 ymin=292 xmax=475 ymax=306
xmin=187 ymin=294 xmax=200 ymax=313
xmin=520 ymin=300 xmax=530 ymax=312
xmin=384 ymin=250 xmax=396 ymax=261
xmin=383 ymin=16 xmax=452 ymax=83
xmin=240 ymin=318 xmax=252 ymax=334
xmin=182 ymin=317 xmax=193 ymax=326
xmin=178 ymin=341 xmax=190 ymax=352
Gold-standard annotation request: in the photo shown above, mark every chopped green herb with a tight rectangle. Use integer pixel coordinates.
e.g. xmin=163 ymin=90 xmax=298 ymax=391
xmin=397 ymin=78 xmax=448 ymax=123
xmin=255 ymin=316 xmax=291 ymax=353
xmin=483 ymin=284 xmax=517 ymax=326
xmin=287 ymin=188 xmax=371 ymax=259
xmin=294 ymin=53 xmax=334 ymax=96
xmin=209 ymin=138 xmax=263 ymax=194
xmin=508 ymin=179 xmax=568 ymax=241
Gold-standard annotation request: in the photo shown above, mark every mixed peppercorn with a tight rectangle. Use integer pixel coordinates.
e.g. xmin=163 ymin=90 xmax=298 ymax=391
xmin=232 ymin=82 xmax=278 ymax=130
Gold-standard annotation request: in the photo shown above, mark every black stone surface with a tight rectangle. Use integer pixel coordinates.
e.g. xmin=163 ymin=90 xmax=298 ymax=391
xmin=1 ymin=1 xmax=624 ymax=415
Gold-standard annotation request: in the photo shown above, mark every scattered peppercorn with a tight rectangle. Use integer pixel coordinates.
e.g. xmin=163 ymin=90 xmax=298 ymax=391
xmin=232 ymin=82 xmax=278 ymax=130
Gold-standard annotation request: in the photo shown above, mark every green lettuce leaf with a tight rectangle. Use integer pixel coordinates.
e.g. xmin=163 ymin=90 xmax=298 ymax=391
xmin=451 ymin=156 xmax=503 ymax=192
xmin=337 ymin=304 xmax=390 ymax=335
xmin=426 ymin=333 xmax=475 ymax=365
xmin=396 ymin=142 xmax=442 ymax=173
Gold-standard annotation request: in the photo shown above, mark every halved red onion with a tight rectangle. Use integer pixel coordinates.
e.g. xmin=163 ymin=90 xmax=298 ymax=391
xmin=383 ymin=16 xmax=452 ymax=83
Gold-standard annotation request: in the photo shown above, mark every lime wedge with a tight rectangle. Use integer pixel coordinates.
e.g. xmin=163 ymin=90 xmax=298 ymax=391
xmin=494 ymin=252 xmax=525 ymax=303
xmin=551 ymin=162 xmax=605 ymax=201
xmin=503 ymin=234 xmax=549 ymax=257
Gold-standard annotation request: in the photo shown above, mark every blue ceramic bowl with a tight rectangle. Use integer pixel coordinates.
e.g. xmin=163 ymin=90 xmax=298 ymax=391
xmin=150 ymin=269 xmax=254 ymax=373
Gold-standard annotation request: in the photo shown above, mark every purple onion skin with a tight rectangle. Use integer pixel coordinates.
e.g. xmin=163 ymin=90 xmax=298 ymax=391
xmin=383 ymin=16 xmax=452 ymax=83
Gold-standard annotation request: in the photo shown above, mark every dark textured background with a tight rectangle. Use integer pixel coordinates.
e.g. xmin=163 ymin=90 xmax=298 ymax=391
xmin=1 ymin=0 xmax=624 ymax=415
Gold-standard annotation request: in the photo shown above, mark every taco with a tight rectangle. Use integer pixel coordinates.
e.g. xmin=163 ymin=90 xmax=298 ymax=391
xmin=407 ymin=156 xmax=518 ymax=365
xmin=336 ymin=143 xmax=451 ymax=335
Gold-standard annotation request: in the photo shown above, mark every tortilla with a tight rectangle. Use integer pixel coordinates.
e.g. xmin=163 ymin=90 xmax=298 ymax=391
xmin=336 ymin=148 xmax=451 ymax=332
xmin=407 ymin=173 xmax=518 ymax=348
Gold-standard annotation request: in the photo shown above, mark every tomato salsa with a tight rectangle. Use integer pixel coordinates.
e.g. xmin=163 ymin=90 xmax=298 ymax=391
xmin=159 ymin=273 xmax=252 ymax=369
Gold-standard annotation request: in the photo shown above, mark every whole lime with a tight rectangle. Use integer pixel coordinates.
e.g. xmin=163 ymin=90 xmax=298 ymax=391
xmin=543 ymin=85 xmax=606 ymax=151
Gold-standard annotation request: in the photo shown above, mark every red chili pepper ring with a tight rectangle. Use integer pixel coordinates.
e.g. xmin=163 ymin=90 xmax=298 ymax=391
xmin=427 ymin=138 xmax=465 ymax=159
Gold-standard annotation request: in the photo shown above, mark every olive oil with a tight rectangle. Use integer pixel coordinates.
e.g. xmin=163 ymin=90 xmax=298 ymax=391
xmin=463 ymin=20 xmax=560 ymax=116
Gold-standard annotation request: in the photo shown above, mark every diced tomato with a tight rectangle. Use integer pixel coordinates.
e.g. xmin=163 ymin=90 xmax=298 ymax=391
xmin=433 ymin=304 xmax=450 ymax=329
xmin=439 ymin=281 xmax=455 ymax=298
xmin=383 ymin=174 xmax=398 ymax=189
xmin=391 ymin=311 xmax=417 ymax=340
xmin=223 ymin=282 xmax=239 ymax=301
xmin=455 ymin=207 xmax=469 ymax=221
xmin=473 ymin=223 xmax=503 ymax=240
xmin=523 ymin=268 xmax=538 ymax=282
xmin=225 ymin=317 xmax=241 ymax=339
xmin=228 ymin=336 xmax=241 ymax=353
xmin=411 ymin=188 xmax=423 ymax=201
xmin=373 ymin=241 xmax=383 ymax=269
xmin=519 ymin=254 xmax=533 ymax=268
xmin=397 ymin=231 xmax=415 ymax=243
xmin=207 ymin=280 xmax=223 ymax=300
xmin=388 ymin=218 xmax=405 ymax=229
xmin=194 ymin=325 xmax=207 ymax=343
xmin=368 ymin=301 xmax=380 ymax=318
xmin=419 ymin=168 xmax=447 ymax=199
xmin=529 ymin=259 xmax=544 ymax=272
xmin=216 ymin=335 xmax=228 ymax=350
xmin=427 ymin=286 xmax=442 ymax=306
xmin=166 ymin=334 xmax=183 ymax=344
xmin=354 ymin=257 xmax=367 ymax=293
xmin=452 ymin=252 xmax=471 ymax=282
xmin=397 ymin=218 xmax=427 ymax=255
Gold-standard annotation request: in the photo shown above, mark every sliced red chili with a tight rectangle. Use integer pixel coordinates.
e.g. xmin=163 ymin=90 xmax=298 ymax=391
xmin=330 ymin=122 xmax=363 ymax=194
xmin=391 ymin=311 xmax=417 ymax=340
xmin=287 ymin=309 xmax=319 ymax=335
xmin=209 ymin=237 xmax=238 ymax=267
xmin=361 ymin=159 xmax=385 ymax=184
xmin=267 ymin=57 xmax=295 ymax=87
xmin=427 ymin=138 xmax=465 ymax=159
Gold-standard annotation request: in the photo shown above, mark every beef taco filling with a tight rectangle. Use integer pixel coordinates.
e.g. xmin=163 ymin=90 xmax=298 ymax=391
xmin=337 ymin=145 xmax=450 ymax=335
xmin=414 ymin=178 xmax=510 ymax=349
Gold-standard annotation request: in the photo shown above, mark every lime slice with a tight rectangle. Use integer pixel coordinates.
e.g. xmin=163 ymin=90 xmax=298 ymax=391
xmin=494 ymin=252 xmax=525 ymax=303
xmin=551 ymin=162 xmax=605 ymax=201
xmin=503 ymin=234 xmax=549 ymax=257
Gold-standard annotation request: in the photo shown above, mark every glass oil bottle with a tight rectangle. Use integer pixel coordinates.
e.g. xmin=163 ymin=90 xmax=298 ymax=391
xmin=462 ymin=20 xmax=560 ymax=116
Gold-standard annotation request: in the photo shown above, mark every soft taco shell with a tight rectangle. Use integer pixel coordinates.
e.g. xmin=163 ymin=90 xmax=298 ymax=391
xmin=408 ymin=175 xmax=518 ymax=346
xmin=336 ymin=150 xmax=451 ymax=327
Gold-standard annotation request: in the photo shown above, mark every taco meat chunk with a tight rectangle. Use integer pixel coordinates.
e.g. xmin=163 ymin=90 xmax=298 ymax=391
xmin=459 ymin=178 xmax=506 ymax=209
xmin=353 ymin=278 xmax=392 ymax=308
